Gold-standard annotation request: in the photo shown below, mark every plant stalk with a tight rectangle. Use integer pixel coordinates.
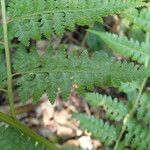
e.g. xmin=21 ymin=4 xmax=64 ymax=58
xmin=0 ymin=111 xmax=58 ymax=150
xmin=113 ymin=32 xmax=150 ymax=150
xmin=1 ymin=0 xmax=16 ymax=117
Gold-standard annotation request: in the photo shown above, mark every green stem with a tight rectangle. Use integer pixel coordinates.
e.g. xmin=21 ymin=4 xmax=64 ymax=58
xmin=12 ymin=69 xmax=110 ymax=78
xmin=113 ymin=79 xmax=147 ymax=150
xmin=113 ymin=32 xmax=150 ymax=150
xmin=0 ymin=111 xmax=58 ymax=150
xmin=1 ymin=0 xmax=16 ymax=117
xmin=7 ymin=8 xmax=112 ymax=24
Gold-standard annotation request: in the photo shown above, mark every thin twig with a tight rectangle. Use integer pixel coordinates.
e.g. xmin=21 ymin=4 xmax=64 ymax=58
xmin=1 ymin=0 xmax=16 ymax=118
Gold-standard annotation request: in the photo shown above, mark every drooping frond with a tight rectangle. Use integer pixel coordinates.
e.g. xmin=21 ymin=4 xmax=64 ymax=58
xmin=125 ymin=120 xmax=150 ymax=150
xmin=7 ymin=0 xmax=145 ymax=46
xmin=13 ymin=48 xmax=149 ymax=103
xmin=74 ymin=113 xmax=117 ymax=145
xmin=88 ymin=30 xmax=150 ymax=64
xmin=136 ymin=93 xmax=150 ymax=124
xmin=124 ymin=8 xmax=150 ymax=32
xmin=0 ymin=125 xmax=44 ymax=150
xmin=85 ymin=93 xmax=128 ymax=121
xmin=0 ymin=52 xmax=6 ymax=89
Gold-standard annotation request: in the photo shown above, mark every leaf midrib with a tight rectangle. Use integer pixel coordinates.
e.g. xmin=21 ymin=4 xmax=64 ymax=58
xmin=7 ymin=2 xmax=140 ymax=24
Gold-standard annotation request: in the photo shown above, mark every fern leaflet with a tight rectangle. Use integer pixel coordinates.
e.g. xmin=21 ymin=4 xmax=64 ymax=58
xmin=89 ymin=30 xmax=150 ymax=64
xmin=7 ymin=0 xmax=145 ymax=46
xmin=124 ymin=7 xmax=150 ymax=32
xmin=125 ymin=120 xmax=150 ymax=150
xmin=136 ymin=93 xmax=150 ymax=124
xmin=85 ymin=93 xmax=128 ymax=121
xmin=74 ymin=113 xmax=117 ymax=146
xmin=13 ymin=48 xmax=149 ymax=103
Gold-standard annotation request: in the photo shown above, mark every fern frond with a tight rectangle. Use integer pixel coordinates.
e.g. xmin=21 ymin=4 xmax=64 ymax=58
xmin=0 ymin=125 xmax=44 ymax=150
xmin=125 ymin=120 xmax=150 ymax=150
xmin=74 ymin=113 xmax=117 ymax=145
xmin=89 ymin=30 xmax=150 ymax=64
xmin=136 ymin=93 xmax=150 ymax=124
xmin=85 ymin=93 xmax=128 ymax=121
xmin=124 ymin=8 xmax=150 ymax=32
xmin=13 ymin=49 xmax=149 ymax=103
xmin=0 ymin=52 xmax=6 ymax=89
xmin=7 ymin=0 xmax=145 ymax=46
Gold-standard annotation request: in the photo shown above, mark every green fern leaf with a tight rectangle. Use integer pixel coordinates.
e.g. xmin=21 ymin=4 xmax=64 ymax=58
xmin=89 ymin=30 xmax=150 ymax=64
xmin=0 ymin=125 xmax=44 ymax=150
xmin=74 ymin=113 xmax=117 ymax=145
xmin=7 ymin=0 xmax=145 ymax=45
xmin=13 ymin=49 xmax=149 ymax=103
xmin=136 ymin=93 xmax=150 ymax=124
xmin=13 ymin=47 xmax=41 ymax=72
xmin=125 ymin=120 xmax=150 ymax=150
xmin=85 ymin=93 xmax=128 ymax=121
xmin=124 ymin=8 xmax=150 ymax=32
xmin=17 ymin=74 xmax=50 ymax=103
